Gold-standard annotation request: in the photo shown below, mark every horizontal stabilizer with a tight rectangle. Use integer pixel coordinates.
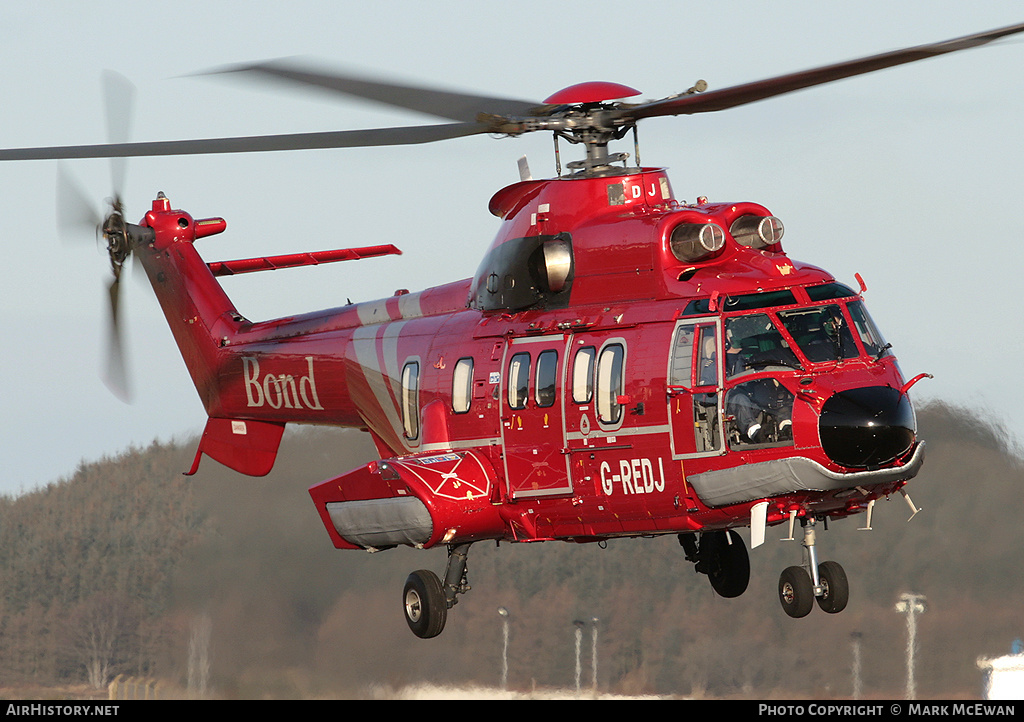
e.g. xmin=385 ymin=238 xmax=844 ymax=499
xmin=207 ymin=244 xmax=401 ymax=276
xmin=186 ymin=417 xmax=286 ymax=476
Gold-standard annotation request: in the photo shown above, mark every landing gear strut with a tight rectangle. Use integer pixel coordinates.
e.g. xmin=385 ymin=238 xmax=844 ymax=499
xmin=402 ymin=543 xmax=473 ymax=639
xmin=679 ymin=529 xmax=750 ymax=598
xmin=777 ymin=517 xmax=849 ymax=618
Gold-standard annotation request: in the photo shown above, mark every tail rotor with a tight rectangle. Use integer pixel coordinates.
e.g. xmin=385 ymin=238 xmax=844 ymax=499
xmin=54 ymin=71 xmax=140 ymax=401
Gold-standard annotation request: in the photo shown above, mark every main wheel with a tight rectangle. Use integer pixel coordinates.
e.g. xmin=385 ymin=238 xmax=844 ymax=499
xmin=403 ymin=569 xmax=447 ymax=639
xmin=702 ymin=530 xmax=750 ymax=598
xmin=778 ymin=566 xmax=814 ymax=618
xmin=815 ymin=560 xmax=849 ymax=614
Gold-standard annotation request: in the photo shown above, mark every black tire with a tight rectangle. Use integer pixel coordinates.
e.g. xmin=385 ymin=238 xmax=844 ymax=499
xmin=703 ymin=530 xmax=750 ymax=598
xmin=815 ymin=561 xmax=849 ymax=614
xmin=403 ymin=569 xmax=447 ymax=639
xmin=778 ymin=566 xmax=814 ymax=618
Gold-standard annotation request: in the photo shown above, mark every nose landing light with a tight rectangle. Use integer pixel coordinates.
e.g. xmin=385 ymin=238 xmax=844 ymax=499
xmin=819 ymin=386 xmax=916 ymax=468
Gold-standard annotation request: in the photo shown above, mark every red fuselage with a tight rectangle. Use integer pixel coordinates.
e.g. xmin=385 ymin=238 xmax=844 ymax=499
xmin=135 ymin=167 xmax=923 ymax=552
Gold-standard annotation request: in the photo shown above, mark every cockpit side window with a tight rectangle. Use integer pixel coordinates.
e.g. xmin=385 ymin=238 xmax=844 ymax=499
xmin=696 ymin=325 xmax=718 ymax=387
xmin=669 ymin=326 xmax=695 ymax=388
xmin=669 ymin=323 xmax=718 ymax=389
xmin=848 ymin=300 xmax=891 ymax=359
xmin=725 ymin=378 xmax=795 ymax=448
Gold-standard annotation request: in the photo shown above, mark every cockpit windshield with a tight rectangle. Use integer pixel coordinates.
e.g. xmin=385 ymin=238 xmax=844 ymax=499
xmin=712 ymin=289 xmax=894 ymax=450
xmin=725 ymin=313 xmax=801 ymax=378
xmin=777 ymin=304 xmax=858 ymax=363
xmin=848 ymin=299 xmax=891 ymax=359
xmin=725 ymin=298 xmax=889 ymax=375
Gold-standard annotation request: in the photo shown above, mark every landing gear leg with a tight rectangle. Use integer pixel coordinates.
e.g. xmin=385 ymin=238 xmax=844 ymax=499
xmin=679 ymin=530 xmax=750 ymax=598
xmin=401 ymin=543 xmax=473 ymax=639
xmin=777 ymin=517 xmax=849 ymax=618
xmin=442 ymin=543 xmax=473 ymax=609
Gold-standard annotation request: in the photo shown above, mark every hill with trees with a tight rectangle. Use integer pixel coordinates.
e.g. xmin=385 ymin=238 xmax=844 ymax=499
xmin=0 ymin=402 xmax=1020 ymax=698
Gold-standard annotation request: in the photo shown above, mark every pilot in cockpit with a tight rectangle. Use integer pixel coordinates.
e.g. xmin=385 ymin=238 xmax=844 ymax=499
xmin=726 ymin=378 xmax=793 ymax=445
xmin=724 ymin=327 xmax=745 ymax=377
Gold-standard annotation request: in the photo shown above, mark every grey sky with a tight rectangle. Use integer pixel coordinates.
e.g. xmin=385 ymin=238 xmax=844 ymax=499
xmin=2 ymin=1 xmax=1023 ymax=494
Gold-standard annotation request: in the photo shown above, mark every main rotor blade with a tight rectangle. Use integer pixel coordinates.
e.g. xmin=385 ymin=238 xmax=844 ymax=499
xmin=627 ymin=21 xmax=1024 ymax=120
xmin=0 ymin=121 xmax=489 ymax=161
xmin=209 ymin=60 xmax=544 ymax=124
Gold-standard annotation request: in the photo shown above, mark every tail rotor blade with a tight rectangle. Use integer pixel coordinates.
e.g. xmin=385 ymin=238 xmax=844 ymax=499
xmin=103 ymin=272 xmax=131 ymax=402
xmin=103 ymin=70 xmax=136 ymax=206
xmin=98 ymin=70 xmax=137 ymax=402
xmin=55 ymin=163 xmax=102 ymax=242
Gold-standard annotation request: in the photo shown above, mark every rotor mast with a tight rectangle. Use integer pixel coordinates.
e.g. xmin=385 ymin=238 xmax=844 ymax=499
xmin=558 ymin=113 xmax=634 ymax=175
xmin=527 ymin=82 xmax=647 ymax=176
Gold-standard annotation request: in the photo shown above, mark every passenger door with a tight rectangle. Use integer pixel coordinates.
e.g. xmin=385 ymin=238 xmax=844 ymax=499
xmin=500 ymin=334 xmax=572 ymax=499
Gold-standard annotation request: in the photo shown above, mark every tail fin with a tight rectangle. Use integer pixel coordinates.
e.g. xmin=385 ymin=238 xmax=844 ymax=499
xmin=135 ymin=193 xmax=289 ymax=475
xmin=136 ymin=193 xmax=241 ymax=409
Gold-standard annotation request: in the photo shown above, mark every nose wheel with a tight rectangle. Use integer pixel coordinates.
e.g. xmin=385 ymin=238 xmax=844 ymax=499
xmin=815 ymin=560 xmax=850 ymax=614
xmin=779 ymin=566 xmax=814 ymax=618
xmin=777 ymin=517 xmax=849 ymax=618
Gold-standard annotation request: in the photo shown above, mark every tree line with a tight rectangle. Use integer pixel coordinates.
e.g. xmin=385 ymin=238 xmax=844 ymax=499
xmin=0 ymin=402 xmax=1020 ymax=698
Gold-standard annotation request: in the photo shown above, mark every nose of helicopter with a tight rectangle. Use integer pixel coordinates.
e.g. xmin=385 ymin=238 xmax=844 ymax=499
xmin=818 ymin=386 xmax=916 ymax=469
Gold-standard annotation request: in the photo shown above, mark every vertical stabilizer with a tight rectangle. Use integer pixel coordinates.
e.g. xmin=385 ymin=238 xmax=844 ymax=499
xmin=136 ymin=193 xmax=240 ymax=412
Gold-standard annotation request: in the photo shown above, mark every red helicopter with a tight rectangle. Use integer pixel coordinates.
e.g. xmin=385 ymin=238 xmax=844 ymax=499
xmin=4 ymin=22 xmax=1022 ymax=638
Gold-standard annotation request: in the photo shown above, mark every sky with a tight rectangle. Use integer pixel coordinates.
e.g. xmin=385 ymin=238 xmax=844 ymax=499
xmin=1 ymin=0 xmax=1023 ymax=495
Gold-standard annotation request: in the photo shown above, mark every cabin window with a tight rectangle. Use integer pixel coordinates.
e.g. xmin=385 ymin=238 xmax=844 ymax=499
xmin=401 ymin=361 xmax=420 ymax=440
xmin=572 ymin=346 xmax=595 ymax=403
xmin=508 ymin=353 xmax=531 ymax=410
xmin=535 ymin=350 xmax=558 ymax=408
xmin=596 ymin=344 xmax=625 ymax=425
xmin=452 ymin=358 xmax=473 ymax=414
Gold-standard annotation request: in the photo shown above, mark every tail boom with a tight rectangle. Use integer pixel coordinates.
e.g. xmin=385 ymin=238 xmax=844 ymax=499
xmin=134 ymin=193 xmax=471 ymax=475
